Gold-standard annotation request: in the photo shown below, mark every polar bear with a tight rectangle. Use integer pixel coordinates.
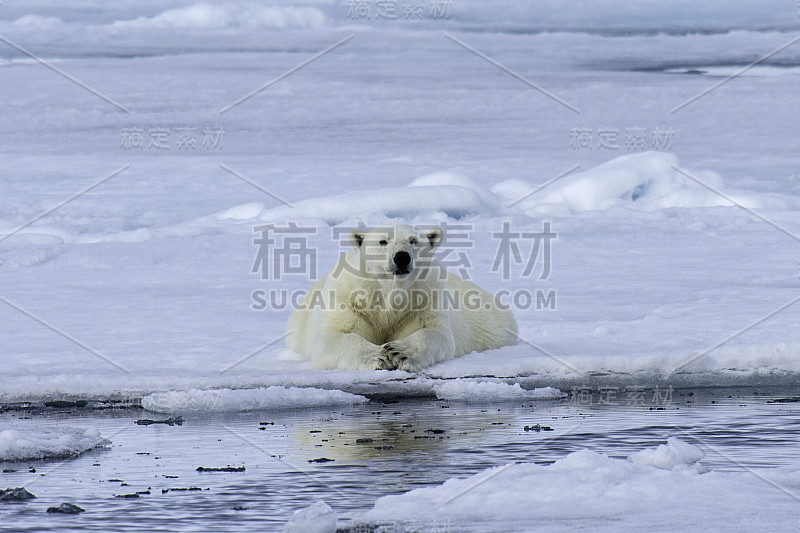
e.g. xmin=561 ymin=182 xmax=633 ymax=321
xmin=286 ymin=225 xmax=518 ymax=371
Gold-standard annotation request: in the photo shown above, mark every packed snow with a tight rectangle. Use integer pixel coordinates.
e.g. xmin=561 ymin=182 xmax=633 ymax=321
xmin=358 ymin=438 xmax=800 ymax=532
xmin=0 ymin=425 xmax=109 ymax=462
xmin=1 ymin=147 xmax=798 ymax=402
xmin=140 ymin=386 xmax=369 ymax=414
xmin=0 ymin=0 xmax=798 ymax=407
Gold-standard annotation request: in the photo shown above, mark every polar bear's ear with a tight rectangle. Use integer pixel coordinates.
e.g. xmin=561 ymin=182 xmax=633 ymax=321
xmin=349 ymin=229 xmax=366 ymax=248
xmin=425 ymin=227 xmax=443 ymax=249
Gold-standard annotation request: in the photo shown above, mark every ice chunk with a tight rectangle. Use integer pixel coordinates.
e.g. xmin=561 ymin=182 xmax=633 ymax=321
xmin=434 ymin=380 xmax=564 ymax=402
xmin=0 ymin=426 xmax=109 ymax=461
xmin=628 ymin=436 xmax=704 ymax=470
xmin=408 ymin=171 xmax=501 ymax=210
xmin=140 ymin=386 xmax=369 ymax=414
xmin=115 ymin=4 xmax=329 ymax=30
xmin=283 ymin=501 xmax=337 ymax=533
xmin=358 ymin=438 xmax=796 ymax=531
xmin=256 ymin=185 xmax=497 ymax=225
xmin=495 ymin=152 xmax=764 ymax=214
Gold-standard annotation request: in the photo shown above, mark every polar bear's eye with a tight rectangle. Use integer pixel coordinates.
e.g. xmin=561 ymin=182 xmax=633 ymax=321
xmin=379 ymin=239 xmax=388 ymax=246
xmin=408 ymin=238 xmax=418 ymax=245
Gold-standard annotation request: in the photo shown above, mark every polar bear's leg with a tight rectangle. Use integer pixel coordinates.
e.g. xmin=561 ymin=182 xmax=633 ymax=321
xmin=313 ymin=331 xmax=392 ymax=370
xmin=380 ymin=327 xmax=456 ymax=372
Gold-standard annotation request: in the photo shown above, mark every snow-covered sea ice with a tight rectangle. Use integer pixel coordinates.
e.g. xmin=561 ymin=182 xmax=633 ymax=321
xmin=1 ymin=1 xmax=799 ymax=531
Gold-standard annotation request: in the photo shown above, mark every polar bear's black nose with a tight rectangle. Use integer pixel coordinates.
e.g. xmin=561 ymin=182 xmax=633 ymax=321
xmin=393 ymin=251 xmax=411 ymax=270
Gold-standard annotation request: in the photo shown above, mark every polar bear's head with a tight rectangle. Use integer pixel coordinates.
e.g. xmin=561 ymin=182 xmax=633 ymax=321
xmin=347 ymin=225 xmax=443 ymax=281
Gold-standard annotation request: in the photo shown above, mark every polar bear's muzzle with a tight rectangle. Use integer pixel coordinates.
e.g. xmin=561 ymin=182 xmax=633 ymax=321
xmin=391 ymin=251 xmax=412 ymax=276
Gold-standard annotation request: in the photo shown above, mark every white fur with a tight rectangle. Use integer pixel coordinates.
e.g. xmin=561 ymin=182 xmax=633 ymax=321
xmin=286 ymin=225 xmax=518 ymax=371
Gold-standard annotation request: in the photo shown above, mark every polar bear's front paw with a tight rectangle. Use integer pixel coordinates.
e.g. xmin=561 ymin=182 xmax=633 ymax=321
xmin=365 ymin=352 xmax=395 ymax=371
xmin=380 ymin=342 xmax=420 ymax=372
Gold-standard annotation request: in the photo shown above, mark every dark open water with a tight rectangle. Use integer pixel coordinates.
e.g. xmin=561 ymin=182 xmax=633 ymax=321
xmin=2 ymin=387 xmax=799 ymax=532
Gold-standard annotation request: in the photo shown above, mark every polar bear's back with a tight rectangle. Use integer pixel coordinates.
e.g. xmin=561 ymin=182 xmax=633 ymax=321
xmin=444 ymin=272 xmax=518 ymax=356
